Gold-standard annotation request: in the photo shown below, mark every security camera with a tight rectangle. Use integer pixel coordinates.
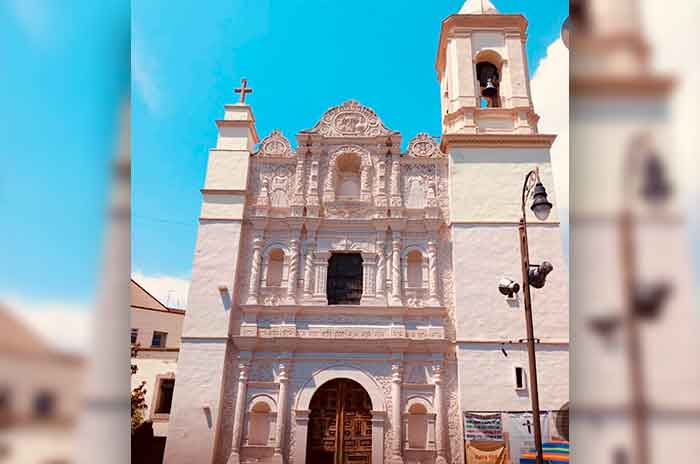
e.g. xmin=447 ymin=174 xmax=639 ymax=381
xmin=498 ymin=278 xmax=520 ymax=298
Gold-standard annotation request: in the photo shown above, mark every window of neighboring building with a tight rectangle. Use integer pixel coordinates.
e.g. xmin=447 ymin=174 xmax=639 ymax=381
xmin=155 ymin=378 xmax=175 ymax=415
xmin=266 ymin=249 xmax=285 ymax=287
xmin=130 ymin=328 xmax=138 ymax=345
xmin=326 ymin=253 xmax=363 ymax=305
xmin=151 ymin=331 xmax=167 ymax=348
xmin=33 ymin=391 xmax=55 ymax=419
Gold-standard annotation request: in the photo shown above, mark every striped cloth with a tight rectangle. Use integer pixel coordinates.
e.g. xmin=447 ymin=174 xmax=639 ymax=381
xmin=519 ymin=442 xmax=569 ymax=463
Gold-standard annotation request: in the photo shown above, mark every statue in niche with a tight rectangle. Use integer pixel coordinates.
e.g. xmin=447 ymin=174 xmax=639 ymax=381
xmin=270 ymin=169 xmax=291 ymax=208
xmin=406 ymin=177 xmax=425 ymax=209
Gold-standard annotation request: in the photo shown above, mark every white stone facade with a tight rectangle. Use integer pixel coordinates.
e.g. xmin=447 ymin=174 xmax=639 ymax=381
xmin=164 ymin=3 xmax=569 ymax=464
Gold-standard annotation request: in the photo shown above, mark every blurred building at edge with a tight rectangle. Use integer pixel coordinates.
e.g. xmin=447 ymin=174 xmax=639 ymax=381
xmin=0 ymin=305 xmax=84 ymax=464
xmin=569 ymin=0 xmax=700 ymax=463
xmin=130 ymin=279 xmax=185 ymax=463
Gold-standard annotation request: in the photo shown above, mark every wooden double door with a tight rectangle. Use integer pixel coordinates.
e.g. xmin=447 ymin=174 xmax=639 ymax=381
xmin=307 ymin=379 xmax=372 ymax=464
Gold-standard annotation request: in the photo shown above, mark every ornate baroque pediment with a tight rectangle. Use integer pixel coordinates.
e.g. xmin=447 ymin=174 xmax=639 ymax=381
xmin=255 ymin=129 xmax=293 ymax=157
xmin=302 ymin=100 xmax=397 ymax=138
xmin=407 ymin=133 xmax=445 ymax=158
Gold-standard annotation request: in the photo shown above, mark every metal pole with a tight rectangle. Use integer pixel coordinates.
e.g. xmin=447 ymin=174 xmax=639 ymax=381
xmin=519 ymin=215 xmax=544 ymax=464
xmin=620 ymin=209 xmax=649 ymax=464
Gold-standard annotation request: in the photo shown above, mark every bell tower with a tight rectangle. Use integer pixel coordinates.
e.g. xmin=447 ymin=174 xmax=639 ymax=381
xmin=440 ymin=0 xmax=570 ymax=436
xmin=436 ymin=0 xmax=539 ymax=135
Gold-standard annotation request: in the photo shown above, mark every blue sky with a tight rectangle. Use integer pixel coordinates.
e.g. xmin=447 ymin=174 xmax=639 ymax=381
xmin=132 ymin=0 xmax=568 ymax=282
xmin=0 ymin=0 xmax=128 ymax=303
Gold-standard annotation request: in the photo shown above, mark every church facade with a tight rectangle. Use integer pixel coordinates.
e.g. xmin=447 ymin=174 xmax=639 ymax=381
xmin=164 ymin=2 xmax=569 ymax=464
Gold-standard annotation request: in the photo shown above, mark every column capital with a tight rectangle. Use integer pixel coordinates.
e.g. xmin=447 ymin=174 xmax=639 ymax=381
xmin=278 ymin=363 xmax=290 ymax=383
xmin=391 ymin=363 xmax=403 ymax=383
xmin=238 ymin=362 xmax=251 ymax=381
xmin=431 ymin=364 xmax=444 ymax=384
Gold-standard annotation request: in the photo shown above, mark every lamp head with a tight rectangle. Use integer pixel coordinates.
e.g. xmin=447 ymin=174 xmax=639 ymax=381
xmin=528 ymin=262 xmax=554 ymax=289
xmin=530 ymin=182 xmax=553 ymax=220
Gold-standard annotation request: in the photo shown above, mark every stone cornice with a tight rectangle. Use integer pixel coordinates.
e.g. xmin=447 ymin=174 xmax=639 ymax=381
xmin=215 ymin=118 xmax=260 ymax=143
xmin=238 ymin=304 xmax=447 ymax=318
xmin=440 ymin=133 xmax=556 ymax=150
xmin=231 ymin=336 xmax=451 ymax=354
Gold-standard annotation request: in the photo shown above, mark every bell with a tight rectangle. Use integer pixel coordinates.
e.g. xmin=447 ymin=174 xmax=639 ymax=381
xmin=482 ymin=78 xmax=498 ymax=98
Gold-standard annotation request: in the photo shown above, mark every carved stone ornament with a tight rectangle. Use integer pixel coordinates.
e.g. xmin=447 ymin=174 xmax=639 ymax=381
xmin=407 ymin=132 xmax=444 ymax=158
xmin=256 ymin=129 xmax=293 ymax=157
xmin=302 ymin=100 xmax=397 ymax=137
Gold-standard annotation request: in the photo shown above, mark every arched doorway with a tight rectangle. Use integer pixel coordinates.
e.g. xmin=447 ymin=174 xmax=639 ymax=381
xmin=306 ymin=379 xmax=372 ymax=464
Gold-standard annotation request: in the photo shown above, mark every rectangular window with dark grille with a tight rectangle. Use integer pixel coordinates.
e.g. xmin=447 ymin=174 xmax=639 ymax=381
xmin=151 ymin=331 xmax=167 ymax=348
xmin=131 ymin=328 xmax=138 ymax=345
xmin=155 ymin=379 xmax=175 ymax=414
xmin=326 ymin=253 xmax=363 ymax=305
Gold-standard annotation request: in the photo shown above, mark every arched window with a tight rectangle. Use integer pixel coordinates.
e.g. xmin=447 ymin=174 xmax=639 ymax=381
xmin=406 ymin=250 xmax=423 ymax=288
xmin=248 ymin=401 xmax=272 ymax=446
xmin=407 ymin=403 xmax=429 ymax=449
xmin=266 ymin=249 xmax=284 ymax=287
xmin=335 ymin=154 xmax=361 ymax=199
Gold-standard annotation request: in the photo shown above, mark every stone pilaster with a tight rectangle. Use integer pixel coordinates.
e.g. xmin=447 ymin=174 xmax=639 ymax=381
xmin=376 ymin=234 xmax=387 ymax=300
xmin=361 ymin=253 xmax=377 ymax=299
xmin=313 ymin=252 xmax=330 ymax=302
xmin=432 ymin=363 xmax=448 ymax=464
xmin=273 ymin=363 xmax=290 ymax=462
xmin=302 ymin=239 xmax=315 ymax=300
xmin=390 ymin=231 xmax=402 ymax=305
xmin=391 ymin=363 xmax=404 ymax=464
xmin=286 ymin=231 xmax=301 ymax=304
xmin=361 ymin=163 xmax=371 ymax=202
xmin=389 ymin=153 xmax=402 ymax=212
xmin=227 ymin=362 xmax=250 ymax=464
xmin=246 ymin=233 xmax=264 ymax=305
xmin=427 ymin=234 xmax=440 ymax=306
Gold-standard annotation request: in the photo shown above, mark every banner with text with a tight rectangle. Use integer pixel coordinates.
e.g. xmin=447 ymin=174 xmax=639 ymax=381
xmin=505 ymin=412 xmax=550 ymax=464
xmin=464 ymin=413 xmax=504 ymax=441
xmin=465 ymin=441 xmax=508 ymax=464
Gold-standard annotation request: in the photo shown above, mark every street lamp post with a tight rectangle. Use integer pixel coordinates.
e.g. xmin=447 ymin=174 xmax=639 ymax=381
xmin=519 ymin=167 xmax=554 ymax=464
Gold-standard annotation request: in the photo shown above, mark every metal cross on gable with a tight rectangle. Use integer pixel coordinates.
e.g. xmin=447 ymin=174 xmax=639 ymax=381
xmin=235 ymin=78 xmax=253 ymax=103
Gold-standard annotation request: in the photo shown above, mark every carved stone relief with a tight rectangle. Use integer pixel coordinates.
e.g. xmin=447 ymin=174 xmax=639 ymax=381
xmin=256 ymin=129 xmax=293 ymax=157
xmin=302 ymin=100 xmax=397 ymax=138
xmin=407 ymin=132 xmax=445 ymax=159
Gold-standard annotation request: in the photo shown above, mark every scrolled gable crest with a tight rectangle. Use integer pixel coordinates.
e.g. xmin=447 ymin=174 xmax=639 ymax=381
xmin=407 ymin=133 xmax=444 ymax=158
xmin=255 ymin=129 xmax=293 ymax=157
xmin=302 ymin=100 xmax=397 ymax=138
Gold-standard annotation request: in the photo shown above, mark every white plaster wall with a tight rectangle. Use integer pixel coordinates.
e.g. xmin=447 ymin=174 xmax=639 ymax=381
xmin=131 ymin=307 xmax=183 ymax=349
xmin=204 ymin=149 xmax=250 ymax=190
xmin=163 ymin=340 xmax=229 ymax=464
xmin=451 ymin=224 xmax=568 ymax=341
xmin=180 ymin=221 xmax=242 ymax=339
xmin=457 ymin=345 xmax=569 ymax=412
xmin=449 ymin=147 xmax=558 ymax=223
xmin=201 ymin=194 xmax=246 ymax=219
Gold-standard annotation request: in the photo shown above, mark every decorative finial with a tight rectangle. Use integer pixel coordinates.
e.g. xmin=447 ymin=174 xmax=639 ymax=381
xmin=235 ymin=78 xmax=253 ymax=103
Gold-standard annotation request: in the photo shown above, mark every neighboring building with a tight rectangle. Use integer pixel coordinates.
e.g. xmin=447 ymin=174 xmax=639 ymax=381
xmin=165 ymin=1 xmax=569 ymax=464
xmin=0 ymin=305 xmax=84 ymax=464
xmin=570 ymin=0 xmax=700 ymax=463
xmin=130 ymin=279 xmax=185 ymax=443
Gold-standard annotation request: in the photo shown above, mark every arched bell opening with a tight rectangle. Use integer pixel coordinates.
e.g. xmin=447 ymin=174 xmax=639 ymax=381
xmin=475 ymin=50 xmax=504 ymax=108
